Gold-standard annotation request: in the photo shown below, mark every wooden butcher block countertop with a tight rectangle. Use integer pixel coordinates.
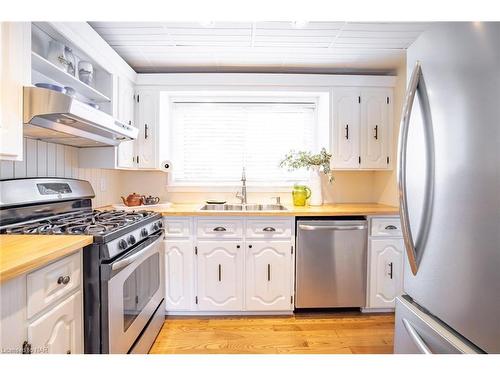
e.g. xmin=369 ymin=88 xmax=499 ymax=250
xmin=116 ymin=202 xmax=399 ymax=217
xmin=0 ymin=235 xmax=93 ymax=283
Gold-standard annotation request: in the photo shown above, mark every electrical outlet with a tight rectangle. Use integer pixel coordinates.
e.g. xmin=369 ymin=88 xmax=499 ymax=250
xmin=100 ymin=177 xmax=107 ymax=192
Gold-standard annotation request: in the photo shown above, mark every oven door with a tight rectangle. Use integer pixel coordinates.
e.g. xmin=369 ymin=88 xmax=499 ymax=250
xmin=102 ymin=232 xmax=164 ymax=354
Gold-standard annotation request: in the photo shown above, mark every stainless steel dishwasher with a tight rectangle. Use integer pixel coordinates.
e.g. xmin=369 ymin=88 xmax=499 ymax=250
xmin=296 ymin=218 xmax=367 ymax=308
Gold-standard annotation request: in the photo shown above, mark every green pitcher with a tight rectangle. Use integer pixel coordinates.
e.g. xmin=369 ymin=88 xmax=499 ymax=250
xmin=292 ymin=184 xmax=311 ymax=206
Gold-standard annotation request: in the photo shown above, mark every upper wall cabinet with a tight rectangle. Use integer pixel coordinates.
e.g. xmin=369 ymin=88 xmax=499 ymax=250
xmin=0 ymin=22 xmax=31 ymax=161
xmin=135 ymin=89 xmax=159 ymax=169
xmin=332 ymin=87 xmax=393 ymax=170
xmin=116 ymin=76 xmax=137 ymax=168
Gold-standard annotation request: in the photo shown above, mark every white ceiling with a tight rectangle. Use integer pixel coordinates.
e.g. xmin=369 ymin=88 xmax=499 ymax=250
xmin=89 ymin=22 xmax=429 ymax=74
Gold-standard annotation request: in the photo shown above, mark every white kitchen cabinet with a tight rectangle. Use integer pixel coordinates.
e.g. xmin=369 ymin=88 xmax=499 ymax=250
xmin=245 ymin=241 xmax=293 ymax=311
xmin=164 ymin=240 xmax=194 ymax=311
xmin=116 ymin=75 xmax=136 ymax=168
xmin=332 ymin=87 xmax=392 ymax=170
xmin=367 ymin=239 xmax=404 ymax=308
xmin=332 ymin=88 xmax=361 ymax=169
xmin=0 ymin=250 xmax=84 ymax=354
xmin=360 ymin=88 xmax=392 ymax=169
xmin=366 ymin=216 xmax=404 ymax=310
xmin=27 ymin=291 xmax=83 ymax=354
xmin=0 ymin=22 xmax=31 ymax=161
xmin=196 ymin=240 xmax=244 ymax=311
xmin=135 ymin=89 xmax=158 ymax=169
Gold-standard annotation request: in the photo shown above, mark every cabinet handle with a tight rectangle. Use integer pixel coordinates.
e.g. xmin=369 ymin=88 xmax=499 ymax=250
xmin=388 ymin=262 xmax=393 ymax=279
xmin=374 ymin=125 xmax=379 ymax=140
xmin=213 ymin=226 xmax=227 ymax=232
xmin=267 ymin=264 xmax=271 ymax=282
xmin=385 ymin=225 xmax=397 ymax=230
xmin=144 ymin=124 xmax=149 ymax=139
xmin=345 ymin=124 xmax=349 ymax=140
xmin=57 ymin=276 xmax=70 ymax=285
xmin=262 ymin=227 xmax=276 ymax=232
xmin=66 ymin=350 xmax=71 ymax=354
xmin=218 ymin=264 xmax=222 ymax=282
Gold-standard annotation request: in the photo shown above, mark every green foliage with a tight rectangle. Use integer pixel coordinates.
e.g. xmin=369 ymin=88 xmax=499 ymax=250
xmin=279 ymin=148 xmax=334 ymax=183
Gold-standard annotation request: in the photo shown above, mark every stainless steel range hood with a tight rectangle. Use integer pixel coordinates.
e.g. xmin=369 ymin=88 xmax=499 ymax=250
xmin=23 ymin=86 xmax=139 ymax=147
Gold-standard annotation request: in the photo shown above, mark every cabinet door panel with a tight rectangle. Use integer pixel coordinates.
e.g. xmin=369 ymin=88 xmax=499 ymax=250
xmin=361 ymin=89 xmax=391 ymax=169
xmin=196 ymin=241 xmax=243 ymax=311
xmin=117 ymin=76 xmax=136 ymax=168
xmin=332 ymin=88 xmax=361 ymax=169
xmin=28 ymin=291 xmax=83 ymax=354
xmin=368 ymin=239 xmax=404 ymax=308
xmin=136 ymin=90 xmax=157 ymax=168
xmin=0 ymin=22 xmax=30 ymax=161
xmin=245 ymin=241 xmax=292 ymax=311
xmin=164 ymin=240 xmax=194 ymax=311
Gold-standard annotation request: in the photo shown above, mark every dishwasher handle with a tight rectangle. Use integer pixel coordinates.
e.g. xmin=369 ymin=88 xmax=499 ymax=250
xmin=298 ymin=224 xmax=366 ymax=231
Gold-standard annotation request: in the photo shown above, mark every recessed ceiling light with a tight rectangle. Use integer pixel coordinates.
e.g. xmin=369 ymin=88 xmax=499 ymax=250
xmin=292 ymin=21 xmax=309 ymax=29
xmin=200 ymin=21 xmax=215 ymax=28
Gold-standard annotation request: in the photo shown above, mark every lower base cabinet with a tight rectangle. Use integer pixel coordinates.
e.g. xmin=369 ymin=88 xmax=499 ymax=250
xmin=245 ymin=241 xmax=293 ymax=311
xmin=196 ymin=241 xmax=244 ymax=311
xmin=0 ymin=250 xmax=83 ymax=354
xmin=163 ymin=217 xmax=295 ymax=314
xmin=164 ymin=240 xmax=194 ymax=311
xmin=367 ymin=237 xmax=404 ymax=309
xmin=27 ymin=291 xmax=83 ymax=354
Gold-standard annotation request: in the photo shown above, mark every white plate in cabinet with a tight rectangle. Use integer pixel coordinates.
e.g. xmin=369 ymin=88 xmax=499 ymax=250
xmin=368 ymin=238 xmax=404 ymax=308
xmin=164 ymin=240 xmax=194 ymax=311
xmin=371 ymin=218 xmax=402 ymax=237
xmin=245 ymin=241 xmax=293 ymax=311
xmin=245 ymin=219 xmax=293 ymax=239
xmin=196 ymin=218 xmax=243 ymax=239
xmin=27 ymin=291 xmax=83 ymax=354
xmin=164 ymin=218 xmax=192 ymax=238
xmin=196 ymin=241 xmax=244 ymax=311
xmin=27 ymin=252 xmax=81 ymax=319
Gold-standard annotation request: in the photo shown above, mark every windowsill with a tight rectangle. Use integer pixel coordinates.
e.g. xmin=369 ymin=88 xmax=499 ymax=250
xmin=165 ymin=184 xmax=301 ymax=193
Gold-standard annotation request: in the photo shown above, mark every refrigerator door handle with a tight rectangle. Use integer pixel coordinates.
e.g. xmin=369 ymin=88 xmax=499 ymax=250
xmin=397 ymin=61 xmax=435 ymax=275
xmin=402 ymin=318 xmax=432 ymax=354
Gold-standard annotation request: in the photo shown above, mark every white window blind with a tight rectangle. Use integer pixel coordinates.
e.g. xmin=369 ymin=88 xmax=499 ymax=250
xmin=170 ymin=100 xmax=316 ymax=185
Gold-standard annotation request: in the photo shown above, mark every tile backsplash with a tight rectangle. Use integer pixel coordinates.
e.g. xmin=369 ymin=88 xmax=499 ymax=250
xmin=0 ymin=138 xmax=121 ymax=208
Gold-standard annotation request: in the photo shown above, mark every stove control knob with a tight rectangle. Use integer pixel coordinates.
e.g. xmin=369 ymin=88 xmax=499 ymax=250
xmin=127 ymin=235 xmax=136 ymax=245
xmin=158 ymin=221 xmax=163 ymax=228
xmin=118 ymin=239 xmax=128 ymax=249
xmin=152 ymin=223 xmax=159 ymax=231
xmin=141 ymin=228 xmax=149 ymax=237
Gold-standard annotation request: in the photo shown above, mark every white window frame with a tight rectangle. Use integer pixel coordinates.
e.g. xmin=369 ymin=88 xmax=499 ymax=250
xmin=161 ymin=90 xmax=330 ymax=192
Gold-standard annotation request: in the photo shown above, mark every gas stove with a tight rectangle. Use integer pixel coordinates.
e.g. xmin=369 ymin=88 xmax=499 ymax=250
xmin=0 ymin=178 xmax=166 ymax=354
xmin=1 ymin=209 xmax=159 ymax=239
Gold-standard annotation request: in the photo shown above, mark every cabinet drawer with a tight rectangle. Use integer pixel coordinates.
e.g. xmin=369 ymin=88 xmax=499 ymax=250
xmin=371 ymin=217 xmax=402 ymax=237
xmin=246 ymin=218 xmax=293 ymax=239
xmin=27 ymin=251 xmax=81 ymax=319
xmin=164 ymin=218 xmax=192 ymax=238
xmin=196 ymin=218 xmax=243 ymax=239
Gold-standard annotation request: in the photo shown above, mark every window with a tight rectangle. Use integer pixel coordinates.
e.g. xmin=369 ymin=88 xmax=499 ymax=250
xmin=165 ymin=92 xmax=327 ymax=188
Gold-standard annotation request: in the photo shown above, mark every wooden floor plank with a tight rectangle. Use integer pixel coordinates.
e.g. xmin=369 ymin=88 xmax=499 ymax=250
xmin=149 ymin=311 xmax=395 ymax=354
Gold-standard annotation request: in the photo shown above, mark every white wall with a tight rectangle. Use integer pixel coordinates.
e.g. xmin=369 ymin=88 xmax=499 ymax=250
xmin=0 ymin=138 xmax=121 ymax=208
xmin=117 ymin=170 xmax=377 ymax=204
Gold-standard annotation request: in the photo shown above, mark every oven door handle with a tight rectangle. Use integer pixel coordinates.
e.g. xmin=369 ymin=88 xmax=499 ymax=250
xmin=111 ymin=233 xmax=162 ymax=272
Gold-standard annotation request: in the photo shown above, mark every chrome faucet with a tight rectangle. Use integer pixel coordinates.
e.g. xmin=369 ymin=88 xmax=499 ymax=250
xmin=236 ymin=167 xmax=247 ymax=205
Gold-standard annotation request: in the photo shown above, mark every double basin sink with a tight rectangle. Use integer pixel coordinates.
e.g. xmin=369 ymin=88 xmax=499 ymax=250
xmin=199 ymin=203 xmax=288 ymax=211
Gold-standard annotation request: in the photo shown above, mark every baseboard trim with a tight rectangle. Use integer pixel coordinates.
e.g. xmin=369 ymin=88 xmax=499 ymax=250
xmin=165 ymin=310 xmax=294 ymax=316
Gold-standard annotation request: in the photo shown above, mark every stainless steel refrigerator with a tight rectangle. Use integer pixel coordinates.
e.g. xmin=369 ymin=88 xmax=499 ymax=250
xmin=394 ymin=22 xmax=500 ymax=354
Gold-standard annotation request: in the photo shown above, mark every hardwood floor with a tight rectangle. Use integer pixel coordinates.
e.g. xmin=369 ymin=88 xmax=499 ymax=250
xmin=149 ymin=311 xmax=395 ymax=354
